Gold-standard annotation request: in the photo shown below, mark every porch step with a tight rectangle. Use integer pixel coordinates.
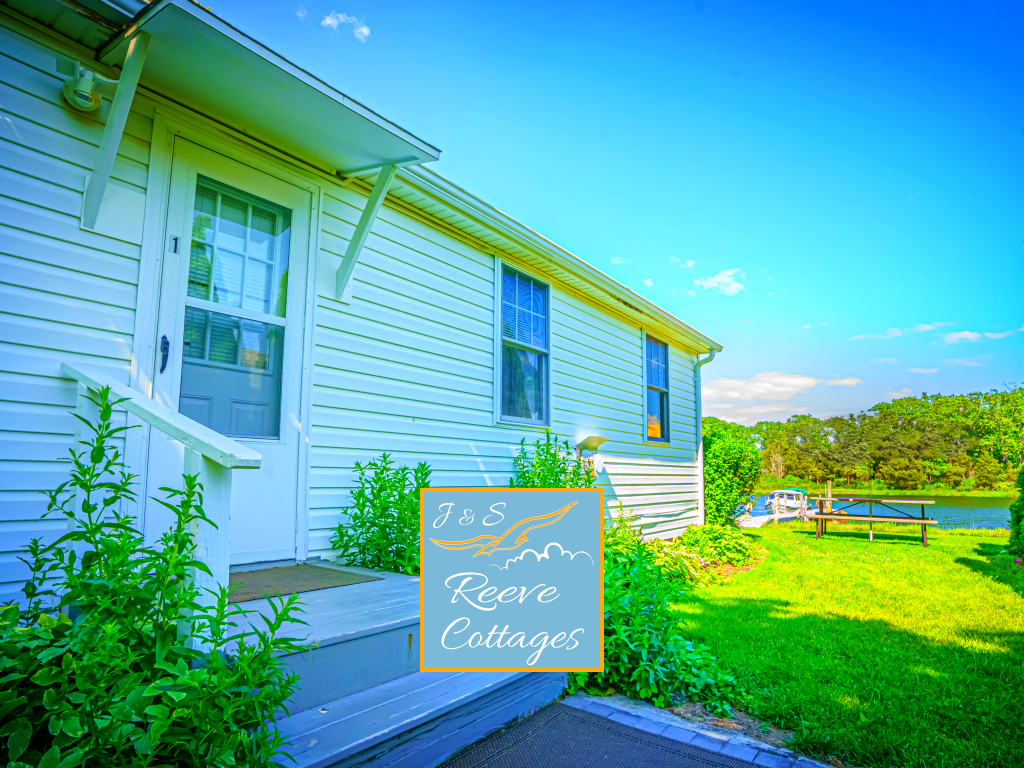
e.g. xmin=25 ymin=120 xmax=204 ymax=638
xmin=235 ymin=567 xmax=421 ymax=712
xmin=278 ymin=670 xmax=566 ymax=768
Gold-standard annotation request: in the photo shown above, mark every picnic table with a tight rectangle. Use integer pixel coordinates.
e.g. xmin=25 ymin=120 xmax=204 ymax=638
xmin=808 ymin=497 xmax=938 ymax=547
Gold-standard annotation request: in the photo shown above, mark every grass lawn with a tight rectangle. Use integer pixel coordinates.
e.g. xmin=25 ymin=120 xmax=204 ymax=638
xmin=677 ymin=522 xmax=1024 ymax=768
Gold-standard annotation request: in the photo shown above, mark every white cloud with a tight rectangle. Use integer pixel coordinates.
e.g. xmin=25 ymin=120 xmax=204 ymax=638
xmin=703 ymin=371 xmax=819 ymax=402
xmin=704 ymin=402 xmax=808 ymax=425
xmin=611 ymin=256 xmax=630 ymax=265
xmin=681 ymin=259 xmax=696 ymax=269
xmin=909 ymin=368 xmax=938 ymax=374
xmin=826 ymin=377 xmax=861 ymax=387
xmin=944 ymin=331 xmax=982 ymax=344
xmin=687 ymin=290 xmax=696 ymax=296
xmin=799 ymin=324 xmax=811 ymax=330
xmin=871 ymin=358 xmax=898 ymax=364
xmin=947 ymin=357 xmax=982 ymax=367
xmin=851 ymin=328 xmax=902 ymax=341
xmin=321 ymin=11 xmax=370 ymax=41
xmin=694 ymin=268 xmax=744 ymax=296
xmin=491 ymin=542 xmax=594 ymax=571
xmin=821 ymin=321 xmax=829 ymax=326
xmin=642 ymin=278 xmax=653 ymax=288
xmin=887 ymin=388 xmax=913 ymax=398
xmin=297 ymin=4 xmax=307 ymax=19
xmin=669 ymin=256 xmax=679 ymax=264
xmin=984 ymin=331 xmax=1013 ymax=339
xmin=852 ymin=322 xmax=954 ymax=341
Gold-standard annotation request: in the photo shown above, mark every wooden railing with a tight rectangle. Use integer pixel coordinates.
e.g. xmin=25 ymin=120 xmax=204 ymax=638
xmin=60 ymin=363 xmax=261 ymax=611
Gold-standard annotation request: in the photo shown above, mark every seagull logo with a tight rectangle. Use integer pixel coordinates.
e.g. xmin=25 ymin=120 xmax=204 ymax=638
xmin=429 ymin=502 xmax=577 ymax=557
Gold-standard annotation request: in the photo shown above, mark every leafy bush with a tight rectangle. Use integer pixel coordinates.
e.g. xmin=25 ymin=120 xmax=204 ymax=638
xmin=1009 ymin=466 xmax=1024 ymax=556
xmin=703 ymin=434 xmax=761 ymax=525
xmin=1 ymin=386 xmax=305 ymax=768
xmin=509 ymin=430 xmax=595 ymax=488
xmin=569 ymin=514 xmax=746 ymax=715
xmin=331 ymin=453 xmax=430 ymax=575
xmin=677 ymin=524 xmax=755 ymax=567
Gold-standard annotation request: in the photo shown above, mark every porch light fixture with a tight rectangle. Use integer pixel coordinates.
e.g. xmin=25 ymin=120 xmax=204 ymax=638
xmin=576 ymin=435 xmax=608 ymax=476
xmin=56 ymin=58 xmax=117 ymax=112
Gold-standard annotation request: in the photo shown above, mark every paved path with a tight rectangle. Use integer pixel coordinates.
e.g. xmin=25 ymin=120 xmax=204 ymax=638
xmin=562 ymin=694 xmax=831 ymax=768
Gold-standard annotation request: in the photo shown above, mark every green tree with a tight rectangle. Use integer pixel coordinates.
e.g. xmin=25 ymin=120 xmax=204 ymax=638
xmin=703 ymin=434 xmax=761 ymax=525
xmin=973 ymin=453 xmax=1002 ymax=490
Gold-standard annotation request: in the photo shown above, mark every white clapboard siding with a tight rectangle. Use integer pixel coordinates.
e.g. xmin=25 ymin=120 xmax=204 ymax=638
xmin=307 ymin=182 xmax=704 ymax=558
xmin=0 ymin=25 xmax=152 ymax=601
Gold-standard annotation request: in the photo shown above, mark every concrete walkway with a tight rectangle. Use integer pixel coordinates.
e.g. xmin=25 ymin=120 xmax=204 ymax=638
xmin=562 ymin=694 xmax=831 ymax=768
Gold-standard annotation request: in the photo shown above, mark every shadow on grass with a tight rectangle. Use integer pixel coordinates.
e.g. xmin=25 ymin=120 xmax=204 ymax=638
xmin=682 ymin=595 xmax=1024 ymax=768
xmin=788 ymin=525 xmax=931 ymax=546
xmin=955 ymin=542 xmax=1024 ymax=599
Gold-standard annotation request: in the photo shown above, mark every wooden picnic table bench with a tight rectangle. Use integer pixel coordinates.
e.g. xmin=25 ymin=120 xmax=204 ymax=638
xmin=808 ymin=497 xmax=938 ymax=547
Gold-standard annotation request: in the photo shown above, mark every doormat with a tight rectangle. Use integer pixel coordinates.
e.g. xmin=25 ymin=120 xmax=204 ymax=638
xmin=438 ymin=703 xmax=757 ymax=768
xmin=228 ymin=564 xmax=383 ymax=603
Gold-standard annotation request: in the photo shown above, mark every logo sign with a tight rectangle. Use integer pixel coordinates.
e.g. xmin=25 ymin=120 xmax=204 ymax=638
xmin=420 ymin=488 xmax=604 ymax=673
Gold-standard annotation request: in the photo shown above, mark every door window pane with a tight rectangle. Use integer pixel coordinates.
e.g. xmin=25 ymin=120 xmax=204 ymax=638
xmin=179 ymin=308 xmax=284 ymax=438
xmin=188 ymin=177 xmax=291 ymax=318
xmin=502 ymin=345 xmax=546 ymax=423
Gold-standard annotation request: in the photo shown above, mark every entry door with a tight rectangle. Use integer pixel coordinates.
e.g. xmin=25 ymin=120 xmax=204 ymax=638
xmin=145 ymin=138 xmax=311 ymax=564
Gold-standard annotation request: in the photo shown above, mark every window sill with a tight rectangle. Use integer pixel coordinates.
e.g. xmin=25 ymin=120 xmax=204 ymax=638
xmin=496 ymin=418 xmax=551 ymax=430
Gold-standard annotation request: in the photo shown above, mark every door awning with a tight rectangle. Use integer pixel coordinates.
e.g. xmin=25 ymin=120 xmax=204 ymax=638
xmin=99 ymin=0 xmax=440 ymax=176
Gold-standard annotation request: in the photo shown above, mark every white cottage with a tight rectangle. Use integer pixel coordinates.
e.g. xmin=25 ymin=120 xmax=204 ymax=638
xmin=0 ymin=0 xmax=721 ymax=764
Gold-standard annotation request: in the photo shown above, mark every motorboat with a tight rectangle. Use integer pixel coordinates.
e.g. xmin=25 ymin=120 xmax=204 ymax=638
xmin=765 ymin=488 xmax=808 ymax=514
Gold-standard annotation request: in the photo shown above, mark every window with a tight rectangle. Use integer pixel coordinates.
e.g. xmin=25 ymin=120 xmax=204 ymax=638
xmin=178 ymin=176 xmax=291 ymax=438
xmin=645 ymin=336 xmax=669 ymax=442
xmin=499 ymin=265 xmax=549 ymax=424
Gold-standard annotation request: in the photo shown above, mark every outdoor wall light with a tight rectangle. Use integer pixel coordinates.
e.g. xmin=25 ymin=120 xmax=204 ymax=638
xmin=56 ymin=57 xmax=117 ymax=112
xmin=577 ymin=435 xmax=608 ymax=476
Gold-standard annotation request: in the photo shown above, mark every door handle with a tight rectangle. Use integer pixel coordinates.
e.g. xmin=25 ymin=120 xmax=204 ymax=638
xmin=160 ymin=335 xmax=170 ymax=373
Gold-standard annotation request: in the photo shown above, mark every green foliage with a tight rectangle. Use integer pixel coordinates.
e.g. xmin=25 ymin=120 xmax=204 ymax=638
xmin=685 ymin=523 xmax=1024 ymax=768
xmin=708 ymin=385 xmax=1024 ymax=494
xmin=677 ymin=524 xmax=755 ymax=567
xmin=1009 ymin=466 xmax=1024 ymax=556
xmin=509 ymin=431 xmax=595 ymax=488
xmin=568 ymin=514 xmax=746 ymax=715
xmin=1 ymin=386 xmax=305 ymax=768
xmin=703 ymin=434 xmax=761 ymax=525
xmin=331 ymin=453 xmax=431 ymax=576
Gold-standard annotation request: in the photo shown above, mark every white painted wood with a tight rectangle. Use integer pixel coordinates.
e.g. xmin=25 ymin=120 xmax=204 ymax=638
xmin=82 ymin=31 xmax=150 ymax=230
xmin=145 ymin=137 xmax=309 ymax=565
xmin=184 ymin=447 xmax=231 ymax=619
xmin=335 ymin=164 xmax=397 ymax=300
xmin=60 ymin=363 xmax=262 ymax=468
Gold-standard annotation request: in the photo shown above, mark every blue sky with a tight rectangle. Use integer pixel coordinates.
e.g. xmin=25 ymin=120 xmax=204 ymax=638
xmin=213 ymin=0 xmax=1022 ymax=424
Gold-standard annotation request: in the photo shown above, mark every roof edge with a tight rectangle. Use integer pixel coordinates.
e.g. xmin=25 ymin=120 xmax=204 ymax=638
xmin=399 ymin=166 xmax=723 ymax=355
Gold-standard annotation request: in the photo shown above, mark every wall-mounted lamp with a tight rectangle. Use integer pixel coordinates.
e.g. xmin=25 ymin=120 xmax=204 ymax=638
xmin=56 ymin=57 xmax=117 ymax=112
xmin=576 ymin=435 xmax=608 ymax=476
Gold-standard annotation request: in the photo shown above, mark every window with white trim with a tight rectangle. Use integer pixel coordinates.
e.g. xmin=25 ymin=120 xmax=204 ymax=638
xmin=645 ymin=336 xmax=669 ymax=442
xmin=499 ymin=265 xmax=549 ymax=424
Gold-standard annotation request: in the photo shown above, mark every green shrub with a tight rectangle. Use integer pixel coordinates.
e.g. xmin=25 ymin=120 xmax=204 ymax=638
xmin=569 ymin=514 xmax=747 ymax=715
xmin=331 ymin=453 xmax=430 ymax=575
xmin=678 ymin=524 xmax=755 ymax=567
xmin=1009 ymin=466 xmax=1024 ymax=556
xmin=509 ymin=431 xmax=595 ymax=488
xmin=1 ymin=386 xmax=305 ymax=768
xmin=703 ymin=434 xmax=761 ymax=525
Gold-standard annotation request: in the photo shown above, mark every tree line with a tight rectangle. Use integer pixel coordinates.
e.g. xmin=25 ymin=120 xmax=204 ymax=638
xmin=703 ymin=385 xmax=1023 ymax=492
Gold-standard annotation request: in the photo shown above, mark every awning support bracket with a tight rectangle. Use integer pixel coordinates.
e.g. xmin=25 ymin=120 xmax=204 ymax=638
xmin=335 ymin=163 xmax=397 ymax=301
xmin=82 ymin=31 xmax=150 ymax=231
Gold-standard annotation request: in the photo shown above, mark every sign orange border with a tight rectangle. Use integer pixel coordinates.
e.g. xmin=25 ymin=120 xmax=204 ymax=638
xmin=419 ymin=487 xmax=605 ymax=673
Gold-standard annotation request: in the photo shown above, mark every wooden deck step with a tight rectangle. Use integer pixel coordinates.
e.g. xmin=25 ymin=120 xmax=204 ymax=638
xmin=278 ymin=670 xmax=566 ymax=768
xmin=234 ymin=567 xmax=422 ymax=711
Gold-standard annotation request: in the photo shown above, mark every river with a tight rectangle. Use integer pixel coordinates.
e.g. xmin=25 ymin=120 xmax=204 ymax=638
xmin=754 ymin=494 xmax=1014 ymax=530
